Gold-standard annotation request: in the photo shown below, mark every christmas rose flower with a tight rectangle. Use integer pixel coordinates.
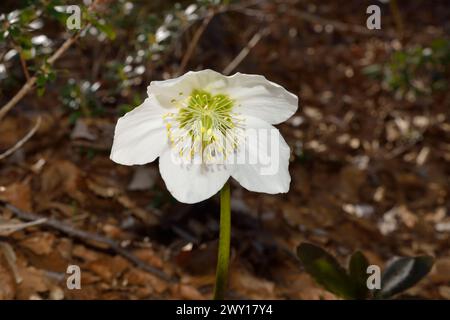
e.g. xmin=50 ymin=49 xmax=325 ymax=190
xmin=111 ymin=69 xmax=298 ymax=203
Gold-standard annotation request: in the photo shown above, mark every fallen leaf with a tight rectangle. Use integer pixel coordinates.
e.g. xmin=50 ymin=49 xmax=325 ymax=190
xmin=16 ymin=265 xmax=50 ymax=299
xmin=125 ymin=269 xmax=168 ymax=294
xmin=40 ymin=160 xmax=85 ymax=203
xmin=0 ymin=182 xmax=32 ymax=212
xmin=0 ymin=250 xmax=16 ymax=299
xmin=230 ymin=266 xmax=276 ymax=299
xmin=438 ymin=286 xmax=450 ymax=299
xmin=174 ymin=284 xmax=205 ymax=300
xmin=430 ymin=258 xmax=450 ymax=283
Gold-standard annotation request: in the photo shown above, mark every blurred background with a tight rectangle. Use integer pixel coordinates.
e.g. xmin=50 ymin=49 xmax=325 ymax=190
xmin=0 ymin=0 xmax=449 ymax=299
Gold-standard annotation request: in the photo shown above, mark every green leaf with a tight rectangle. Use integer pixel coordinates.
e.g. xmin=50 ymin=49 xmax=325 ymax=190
xmin=377 ymin=256 xmax=434 ymax=298
xmin=9 ymin=25 xmax=21 ymax=38
xmin=297 ymin=243 xmax=356 ymax=299
xmin=348 ymin=251 xmax=370 ymax=299
xmin=19 ymin=7 xmax=36 ymax=24
xmin=21 ymin=48 xmax=34 ymax=60
xmin=46 ymin=6 xmax=69 ymax=24
xmin=92 ymin=21 xmax=116 ymax=40
xmin=37 ymin=86 xmax=46 ymax=96
xmin=17 ymin=35 xmax=33 ymax=49
xmin=36 ymin=73 xmax=47 ymax=87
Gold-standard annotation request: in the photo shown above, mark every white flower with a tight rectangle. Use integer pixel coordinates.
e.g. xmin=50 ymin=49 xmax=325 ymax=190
xmin=111 ymin=69 xmax=298 ymax=203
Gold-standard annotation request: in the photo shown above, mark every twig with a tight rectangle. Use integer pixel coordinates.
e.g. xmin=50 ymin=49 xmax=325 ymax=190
xmin=0 ymin=32 xmax=82 ymax=122
xmin=177 ymin=9 xmax=215 ymax=75
xmin=1 ymin=201 xmax=175 ymax=282
xmin=222 ymin=28 xmax=269 ymax=75
xmin=0 ymin=116 xmax=41 ymax=161
xmin=0 ymin=218 xmax=47 ymax=236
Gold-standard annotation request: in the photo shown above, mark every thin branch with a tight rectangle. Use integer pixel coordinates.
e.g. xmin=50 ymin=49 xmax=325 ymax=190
xmin=0 ymin=31 xmax=82 ymax=122
xmin=0 ymin=116 xmax=41 ymax=161
xmin=177 ymin=9 xmax=215 ymax=75
xmin=0 ymin=218 xmax=47 ymax=236
xmin=222 ymin=28 xmax=269 ymax=75
xmin=1 ymin=201 xmax=175 ymax=282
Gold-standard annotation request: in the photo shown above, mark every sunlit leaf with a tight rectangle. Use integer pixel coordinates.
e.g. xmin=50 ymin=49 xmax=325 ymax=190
xmin=297 ymin=243 xmax=357 ymax=299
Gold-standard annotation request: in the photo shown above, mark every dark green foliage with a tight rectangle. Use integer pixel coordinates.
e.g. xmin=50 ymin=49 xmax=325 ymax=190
xmin=0 ymin=0 xmax=219 ymax=117
xmin=376 ymin=256 xmax=434 ymax=299
xmin=296 ymin=243 xmax=368 ymax=299
xmin=363 ymin=39 xmax=450 ymax=98
xmin=297 ymin=242 xmax=434 ymax=300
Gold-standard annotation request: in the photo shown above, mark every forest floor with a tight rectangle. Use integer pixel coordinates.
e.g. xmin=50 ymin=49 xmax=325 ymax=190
xmin=0 ymin=0 xmax=449 ymax=299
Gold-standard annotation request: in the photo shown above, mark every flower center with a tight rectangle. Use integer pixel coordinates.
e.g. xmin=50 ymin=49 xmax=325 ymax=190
xmin=163 ymin=89 xmax=243 ymax=162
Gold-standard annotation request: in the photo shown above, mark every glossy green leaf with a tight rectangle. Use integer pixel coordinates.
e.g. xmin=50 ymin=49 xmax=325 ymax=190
xmin=297 ymin=243 xmax=356 ymax=299
xmin=377 ymin=256 xmax=434 ymax=298
xmin=348 ymin=251 xmax=370 ymax=299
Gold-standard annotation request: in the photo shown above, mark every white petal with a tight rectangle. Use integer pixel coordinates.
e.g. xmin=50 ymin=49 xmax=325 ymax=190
xmin=147 ymin=69 xmax=226 ymax=107
xmin=225 ymin=73 xmax=298 ymax=125
xmin=159 ymin=149 xmax=232 ymax=203
xmin=231 ymin=115 xmax=291 ymax=194
xmin=110 ymin=97 xmax=169 ymax=165
xmin=147 ymin=70 xmax=298 ymax=125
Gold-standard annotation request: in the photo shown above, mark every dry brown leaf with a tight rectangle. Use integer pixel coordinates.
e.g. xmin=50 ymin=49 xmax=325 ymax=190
xmin=87 ymin=178 xmax=157 ymax=225
xmin=173 ymin=284 xmax=205 ymax=300
xmin=230 ymin=267 xmax=276 ymax=299
xmin=0 ymin=251 xmax=16 ymax=299
xmin=16 ymin=265 xmax=51 ymax=299
xmin=116 ymin=195 xmax=158 ymax=225
xmin=180 ymin=274 xmax=215 ymax=287
xmin=86 ymin=256 xmax=129 ymax=282
xmin=49 ymin=286 xmax=64 ymax=300
xmin=20 ymin=232 xmax=55 ymax=255
xmin=0 ymin=181 xmax=32 ymax=212
xmin=125 ymin=269 xmax=168 ymax=294
xmin=438 ymin=286 xmax=450 ymax=299
xmin=133 ymin=248 xmax=164 ymax=269
xmin=278 ymin=272 xmax=337 ymax=300
xmin=87 ymin=179 xmax=119 ymax=198
xmin=72 ymin=245 xmax=102 ymax=262
xmin=40 ymin=160 xmax=85 ymax=203
xmin=430 ymin=258 xmax=450 ymax=283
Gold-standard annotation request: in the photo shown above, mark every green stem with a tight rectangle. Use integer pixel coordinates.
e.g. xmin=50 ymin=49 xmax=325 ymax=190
xmin=213 ymin=182 xmax=231 ymax=300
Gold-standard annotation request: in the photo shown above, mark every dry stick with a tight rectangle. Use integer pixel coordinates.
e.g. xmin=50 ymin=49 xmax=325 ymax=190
xmin=222 ymin=28 xmax=269 ymax=76
xmin=1 ymin=201 xmax=174 ymax=282
xmin=0 ymin=218 xmax=47 ymax=236
xmin=177 ymin=10 xmax=215 ymax=76
xmin=0 ymin=32 xmax=82 ymax=122
xmin=0 ymin=116 xmax=41 ymax=160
